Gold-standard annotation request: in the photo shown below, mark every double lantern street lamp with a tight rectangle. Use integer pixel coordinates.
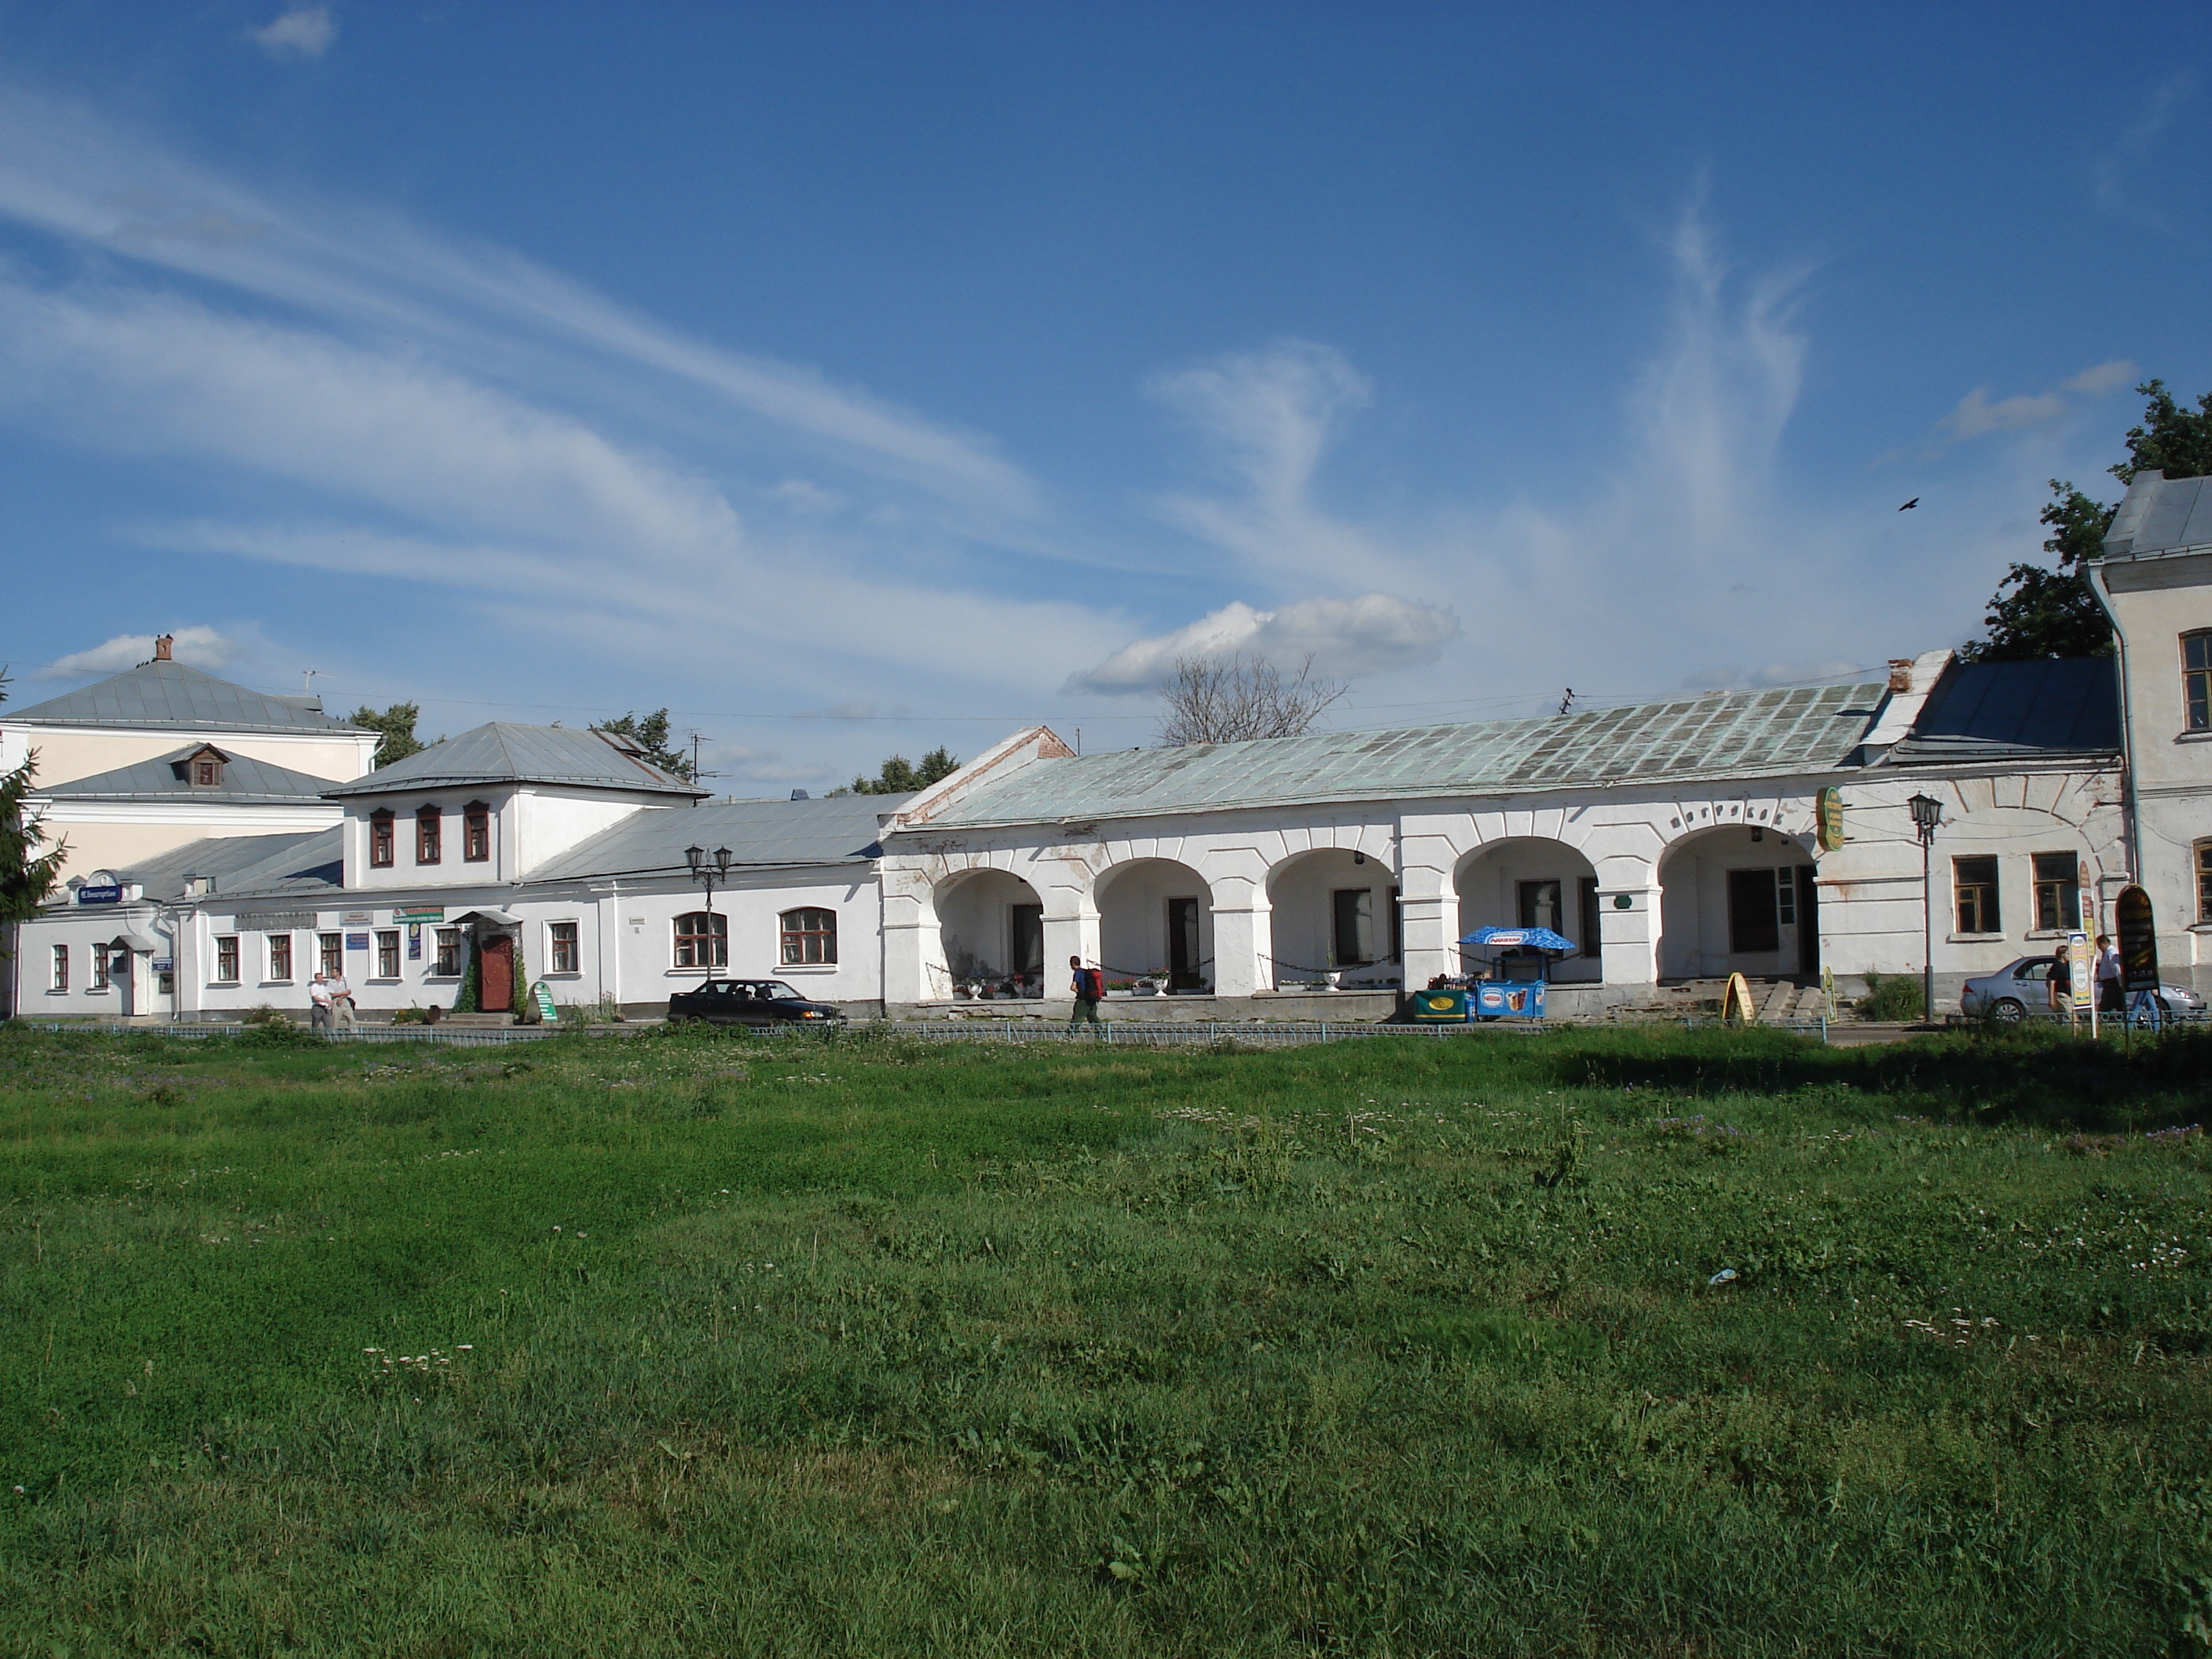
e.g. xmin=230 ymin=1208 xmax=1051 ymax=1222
xmin=1907 ymin=793 xmax=1944 ymax=1024
xmin=683 ymin=843 xmax=734 ymax=980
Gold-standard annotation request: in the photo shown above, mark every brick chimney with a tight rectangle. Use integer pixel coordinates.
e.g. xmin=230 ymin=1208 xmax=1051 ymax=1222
xmin=1885 ymin=657 xmax=1914 ymax=694
xmin=153 ymin=633 xmax=174 ymax=661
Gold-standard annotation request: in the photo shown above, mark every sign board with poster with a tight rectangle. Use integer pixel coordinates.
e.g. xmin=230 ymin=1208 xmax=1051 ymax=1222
xmin=2064 ymin=932 xmax=2093 ymax=1024
xmin=2115 ymin=885 xmax=2159 ymax=993
xmin=530 ymin=980 xmax=559 ymax=1024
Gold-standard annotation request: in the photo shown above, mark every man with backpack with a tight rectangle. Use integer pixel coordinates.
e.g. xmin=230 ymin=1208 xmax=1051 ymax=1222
xmin=1069 ymin=956 xmax=1104 ymax=1029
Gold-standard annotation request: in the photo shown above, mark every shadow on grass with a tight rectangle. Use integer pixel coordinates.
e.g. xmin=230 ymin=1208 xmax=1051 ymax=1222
xmin=1533 ymin=1024 xmax=2212 ymax=1133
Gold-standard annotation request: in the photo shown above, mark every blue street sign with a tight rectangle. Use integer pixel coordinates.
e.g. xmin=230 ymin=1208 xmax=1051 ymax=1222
xmin=75 ymin=884 xmax=124 ymax=905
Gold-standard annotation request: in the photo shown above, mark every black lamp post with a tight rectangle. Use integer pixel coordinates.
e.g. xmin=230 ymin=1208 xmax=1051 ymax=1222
xmin=683 ymin=843 xmax=734 ymax=978
xmin=1907 ymin=793 xmax=1943 ymax=1023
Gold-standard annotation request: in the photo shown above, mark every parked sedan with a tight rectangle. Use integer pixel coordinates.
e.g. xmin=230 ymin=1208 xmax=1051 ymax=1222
xmin=665 ymin=979 xmax=844 ymax=1027
xmin=1959 ymin=955 xmax=2207 ymax=1022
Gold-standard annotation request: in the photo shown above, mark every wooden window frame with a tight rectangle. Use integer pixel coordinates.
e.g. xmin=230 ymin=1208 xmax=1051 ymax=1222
xmin=463 ymin=801 xmax=491 ymax=863
xmin=2197 ymin=840 xmax=2212 ymax=926
xmin=672 ymin=911 xmax=727 ymax=969
xmin=2185 ymin=630 xmax=2212 ymax=734
xmin=368 ymin=809 xmax=395 ymax=868
xmin=266 ymin=933 xmax=293 ymax=983
xmin=1953 ymin=855 xmax=2001 ymax=935
xmin=92 ymin=942 xmax=112 ymax=987
xmin=2031 ymin=851 xmax=2080 ymax=933
xmin=433 ymin=928 xmax=464 ymax=977
xmin=778 ymin=907 xmax=837 ymax=965
xmin=1331 ymin=888 xmax=1375 ymax=966
xmin=375 ymin=930 xmax=401 ymax=980
xmin=415 ymin=806 xmax=442 ymax=866
xmin=319 ymin=932 xmax=343 ymax=978
xmin=51 ymin=943 xmax=67 ymax=992
xmin=214 ymin=936 xmax=240 ymax=984
xmin=549 ymin=921 xmax=580 ymax=974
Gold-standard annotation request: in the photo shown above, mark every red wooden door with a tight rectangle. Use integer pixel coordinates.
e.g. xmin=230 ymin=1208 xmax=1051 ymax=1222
xmin=480 ymin=934 xmax=515 ymax=1011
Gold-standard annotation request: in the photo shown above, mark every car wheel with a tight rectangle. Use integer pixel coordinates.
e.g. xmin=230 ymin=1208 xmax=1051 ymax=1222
xmin=1990 ymin=998 xmax=2025 ymax=1024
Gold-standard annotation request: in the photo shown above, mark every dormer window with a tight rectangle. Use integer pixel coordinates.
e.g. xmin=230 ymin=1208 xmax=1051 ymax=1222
xmin=178 ymin=744 xmax=228 ymax=788
xmin=416 ymin=805 xmax=442 ymax=865
xmin=369 ymin=809 xmax=395 ymax=868
xmin=195 ymin=759 xmax=220 ymax=786
xmin=463 ymin=801 xmax=491 ymax=862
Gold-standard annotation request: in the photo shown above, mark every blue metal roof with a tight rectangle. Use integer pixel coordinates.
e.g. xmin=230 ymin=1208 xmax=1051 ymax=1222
xmin=918 ymin=683 xmax=1887 ymax=830
xmin=324 ymin=723 xmax=705 ymax=799
xmin=89 ymin=829 xmax=344 ymax=905
xmin=36 ymin=745 xmax=341 ymax=805
xmin=528 ymin=793 xmax=908 ymax=882
xmin=7 ymin=660 xmax=364 ymax=734
xmin=1888 ymin=659 xmax=2120 ymax=765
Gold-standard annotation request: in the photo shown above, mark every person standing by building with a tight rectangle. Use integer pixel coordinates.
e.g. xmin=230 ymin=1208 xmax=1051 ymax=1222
xmin=2096 ymin=934 xmax=2124 ymax=1015
xmin=309 ymin=972 xmax=334 ymax=1031
xmin=325 ymin=968 xmax=357 ymax=1029
xmin=2049 ymin=950 xmax=2071 ymax=1016
xmin=1068 ymin=955 xmax=1104 ymax=1029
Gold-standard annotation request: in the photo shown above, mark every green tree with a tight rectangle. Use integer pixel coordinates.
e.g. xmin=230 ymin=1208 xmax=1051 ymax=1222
xmin=843 ymin=747 xmax=960 ymax=796
xmin=348 ymin=702 xmax=427 ymax=768
xmin=595 ymin=709 xmax=696 ymax=781
xmin=0 ymin=671 xmax=67 ymax=930
xmin=1960 ymin=379 xmax=2212 ymax=662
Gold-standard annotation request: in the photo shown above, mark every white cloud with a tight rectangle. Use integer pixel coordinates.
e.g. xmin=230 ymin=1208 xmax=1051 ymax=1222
xmin=2062 ymin=358 xmax=2139 ymax=397
xmin=250 ymin=6 xmax=336 ymax=60
xmin=1932 ymin=359 xmax=2138 ymax=448
xmin=38 ymin=625 xmax=235 ymax=678
xmin=1068 ymin=594 xmax=1459 ymax=694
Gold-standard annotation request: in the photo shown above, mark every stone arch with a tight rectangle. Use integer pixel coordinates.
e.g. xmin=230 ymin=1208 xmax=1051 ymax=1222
xmin=1452 ymin=837 xmax=1602 ymax=982
xmin=1095 ymin=857 xmax=1214 ymax=992
xmin=1657 ymin=824 xmax=1818 ymax=980
xmin=1265 ymin=847 xmax=1400 ymax=988
xmin=930 ymin=866 xmax=1046 ymax=995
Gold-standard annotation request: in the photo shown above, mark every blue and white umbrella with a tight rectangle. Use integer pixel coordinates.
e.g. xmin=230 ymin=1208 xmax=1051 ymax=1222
xmin=1459 ymin=925 xmax=1577 ymax=954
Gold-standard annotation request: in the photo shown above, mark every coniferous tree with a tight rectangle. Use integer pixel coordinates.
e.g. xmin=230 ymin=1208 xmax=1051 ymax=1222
xmin=0 ymin=672 xmax=67 ymax=932
xmin=843 ymin=747 xmax=961 ymax=795
xmin=595 ymin=709 xmax=697 ymax=781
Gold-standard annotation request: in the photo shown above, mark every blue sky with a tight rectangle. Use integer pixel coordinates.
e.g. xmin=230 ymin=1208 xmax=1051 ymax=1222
xmin=0 ymin=3 xmax=2206 ymax=789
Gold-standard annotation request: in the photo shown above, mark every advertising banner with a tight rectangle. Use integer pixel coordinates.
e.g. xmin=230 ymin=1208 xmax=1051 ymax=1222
xmin=2115 ymin=885 xmax=2159 ymax=994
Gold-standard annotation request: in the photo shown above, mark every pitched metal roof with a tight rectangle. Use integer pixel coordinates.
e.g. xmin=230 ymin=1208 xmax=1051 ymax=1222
xmin=1887 ymin=659 xmax=2120 ymax=765
xmin=6 ymin=660 xmax=364 ymax=734
xmin=323 ymin=723 xmax=705 ymax=800
xmin=2102 ymin=471 xmax=2212 ymax=562
xmin=527 ymin=793 xmax=909 ymax=883
xmin=919 ymin=683 xmax=1888 ymax=830
xmin=90 ymin=828 xmax=344 ymax=905
xmin=35 ymin=745 xmax=342 ymax=805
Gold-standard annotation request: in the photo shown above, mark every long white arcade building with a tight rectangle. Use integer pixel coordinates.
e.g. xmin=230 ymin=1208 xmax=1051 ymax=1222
xmin=7 ymin=469 xmax=2210 ymax=1022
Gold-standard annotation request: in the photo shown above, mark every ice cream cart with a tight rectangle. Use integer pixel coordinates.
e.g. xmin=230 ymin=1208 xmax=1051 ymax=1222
xmin=1459 ymin=925 xmax=1575 ymax=1020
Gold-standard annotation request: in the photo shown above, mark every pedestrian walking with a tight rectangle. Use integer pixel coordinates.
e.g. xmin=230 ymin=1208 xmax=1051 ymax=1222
xmin=309 ymin=972 xmax=334 ymax=1031
xmin=1068 ymin=955 xmax=1104 ymax=1029
xmin=326 ymin=969 xmax=358 ymax=1029
xmin=2095 ymin=934 xmax=2124 ymax=1015
xmin=2049 ymin=950 xmax=2071 ymax=1015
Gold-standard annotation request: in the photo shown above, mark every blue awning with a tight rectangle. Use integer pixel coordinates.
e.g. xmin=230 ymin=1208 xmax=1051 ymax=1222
xmin=1459 ymin=926 xmax=1576 ymax=953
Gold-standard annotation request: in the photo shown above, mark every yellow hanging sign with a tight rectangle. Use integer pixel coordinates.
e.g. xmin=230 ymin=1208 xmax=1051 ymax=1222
xmin=1815 ymin=787 xmax=1846 ymax=852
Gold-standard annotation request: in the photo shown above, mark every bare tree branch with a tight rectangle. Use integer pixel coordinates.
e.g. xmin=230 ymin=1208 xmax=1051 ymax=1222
xmin=1155 ymin=654 xmax=1347 ymax=746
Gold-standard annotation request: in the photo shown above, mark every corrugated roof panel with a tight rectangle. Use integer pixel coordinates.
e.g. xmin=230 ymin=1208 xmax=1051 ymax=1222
xmin=325 ymin=723 xmax=703 ymax=799
xmin=920 ymin=682 xmax=1887 ymax=829
xmin=526 ymin=793 xmax=907 ymax=882
xmin=37 ymin=745 xmax=340 ymax=804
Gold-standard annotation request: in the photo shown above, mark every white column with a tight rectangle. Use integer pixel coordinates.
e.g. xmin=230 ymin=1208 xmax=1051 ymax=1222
xmin=1596 ymin=884 xmax=1661 ymax=987
xmin=1041 ymin=904 xmax=1100 ymax=1003
xmin=595 ymin=883 xmax=622 ymax=1009
xmin=1208 ymin=881 xmax=1270 ymax=998
xmin=881 ymin=883 xmax=936 ymax=1005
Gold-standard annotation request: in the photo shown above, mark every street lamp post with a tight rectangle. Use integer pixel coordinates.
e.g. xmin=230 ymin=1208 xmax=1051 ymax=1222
xmin=683 ymin=843 xmax=734 ymax=979
xmin=1907 ymin=793 xmax=1943 ymax=1024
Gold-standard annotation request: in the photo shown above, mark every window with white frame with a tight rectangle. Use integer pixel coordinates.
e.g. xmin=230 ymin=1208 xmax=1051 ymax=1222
xmin=548 ymin=921 xmax=580 ymax=974
xmin=320 ymin=932 xmax=343 ymax=978
xmin=214 ymin=936 xmax=240 ymax=983
xmin=266 ymin=933 xmax=293 ymax=982
xmin=673 ymin=911 xmax=727 ymax=969
xmin=778 ymin=907 xmax=837 ymax=965
xmin=434 ymin=928 xmax=463 ymax=976
xmin=50 ymin=943 xmax=67 ymax=992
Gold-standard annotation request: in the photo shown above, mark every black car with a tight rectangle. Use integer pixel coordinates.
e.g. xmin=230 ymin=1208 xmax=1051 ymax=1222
xmin=665 ymin=979 xmax=844 ymax=1027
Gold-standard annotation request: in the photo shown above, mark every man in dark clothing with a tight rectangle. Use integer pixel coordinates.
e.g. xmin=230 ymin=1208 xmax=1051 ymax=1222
xmin=1068 ymin=955 xmax=1104 ymax=1028
xmin=2096 ymin=935 xmax=2124 ymax=1015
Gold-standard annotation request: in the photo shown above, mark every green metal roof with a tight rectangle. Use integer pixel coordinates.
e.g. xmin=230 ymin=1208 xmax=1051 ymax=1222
xmin=6 ymin=660 xmax=364 ymax=734
xmin=921 ymin=682 xmax=1888 ymax=830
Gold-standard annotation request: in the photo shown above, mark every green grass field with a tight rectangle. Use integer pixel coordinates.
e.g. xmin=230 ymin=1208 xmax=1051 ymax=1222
xmin=2 ymin=1020 xmax=2210 ymax=1657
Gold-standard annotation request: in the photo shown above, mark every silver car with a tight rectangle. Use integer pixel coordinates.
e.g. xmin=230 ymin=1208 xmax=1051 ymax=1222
xmin=1959 ymin=954 xmax=2207 ymax=1022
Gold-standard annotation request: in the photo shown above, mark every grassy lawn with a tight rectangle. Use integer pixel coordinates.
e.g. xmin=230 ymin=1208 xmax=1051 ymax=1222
xmin=2 ymin=1020 xmax=2209 ymax=1657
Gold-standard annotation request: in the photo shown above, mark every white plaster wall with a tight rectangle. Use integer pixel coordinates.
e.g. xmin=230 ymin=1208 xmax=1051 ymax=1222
xmin=1654 ymin=826 xmax=1815 ymax=980
xmin=606 ymin=872 xmax=884 ymax=1009
xmin=933 ymin=868 xmax=1045 ymax=984
xmin=342 ymin=788 xmax=514 ymax=890
xmin=1269 ymin=848 xmax=1395 ymax=984
xmin=515 ymin=789 xmax=682 ymax=877
xmin=0 ymin=727 xmax=375 ymax=790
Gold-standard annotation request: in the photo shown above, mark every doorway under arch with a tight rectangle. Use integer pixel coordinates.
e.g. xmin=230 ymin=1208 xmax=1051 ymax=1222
xmin=1454 ymin=838 xmax=1602 ymax=983
xmin=1096 ymin=859 xmax=1214 ymax=991
xmin=1265 ymin=847 xmax=1399 ymax=988
xmin=1657 ymin=825 xmax=1818 ymax=980
xmin=932 ymin=868 xmax=1047 ymax=994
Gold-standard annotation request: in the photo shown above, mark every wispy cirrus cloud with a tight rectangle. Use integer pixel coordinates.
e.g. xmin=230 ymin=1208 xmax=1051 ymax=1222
xmin=1920 ymin=357 xmax=2138 ymax=451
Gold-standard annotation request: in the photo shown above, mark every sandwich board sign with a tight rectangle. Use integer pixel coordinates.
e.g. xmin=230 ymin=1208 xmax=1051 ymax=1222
xmin=2115 ymin=885 xmax=2159 ymax=993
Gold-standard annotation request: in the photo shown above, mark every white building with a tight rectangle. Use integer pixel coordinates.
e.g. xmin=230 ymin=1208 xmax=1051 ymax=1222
xmin=8 ymin=493 xmax=2209 ymax=1024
